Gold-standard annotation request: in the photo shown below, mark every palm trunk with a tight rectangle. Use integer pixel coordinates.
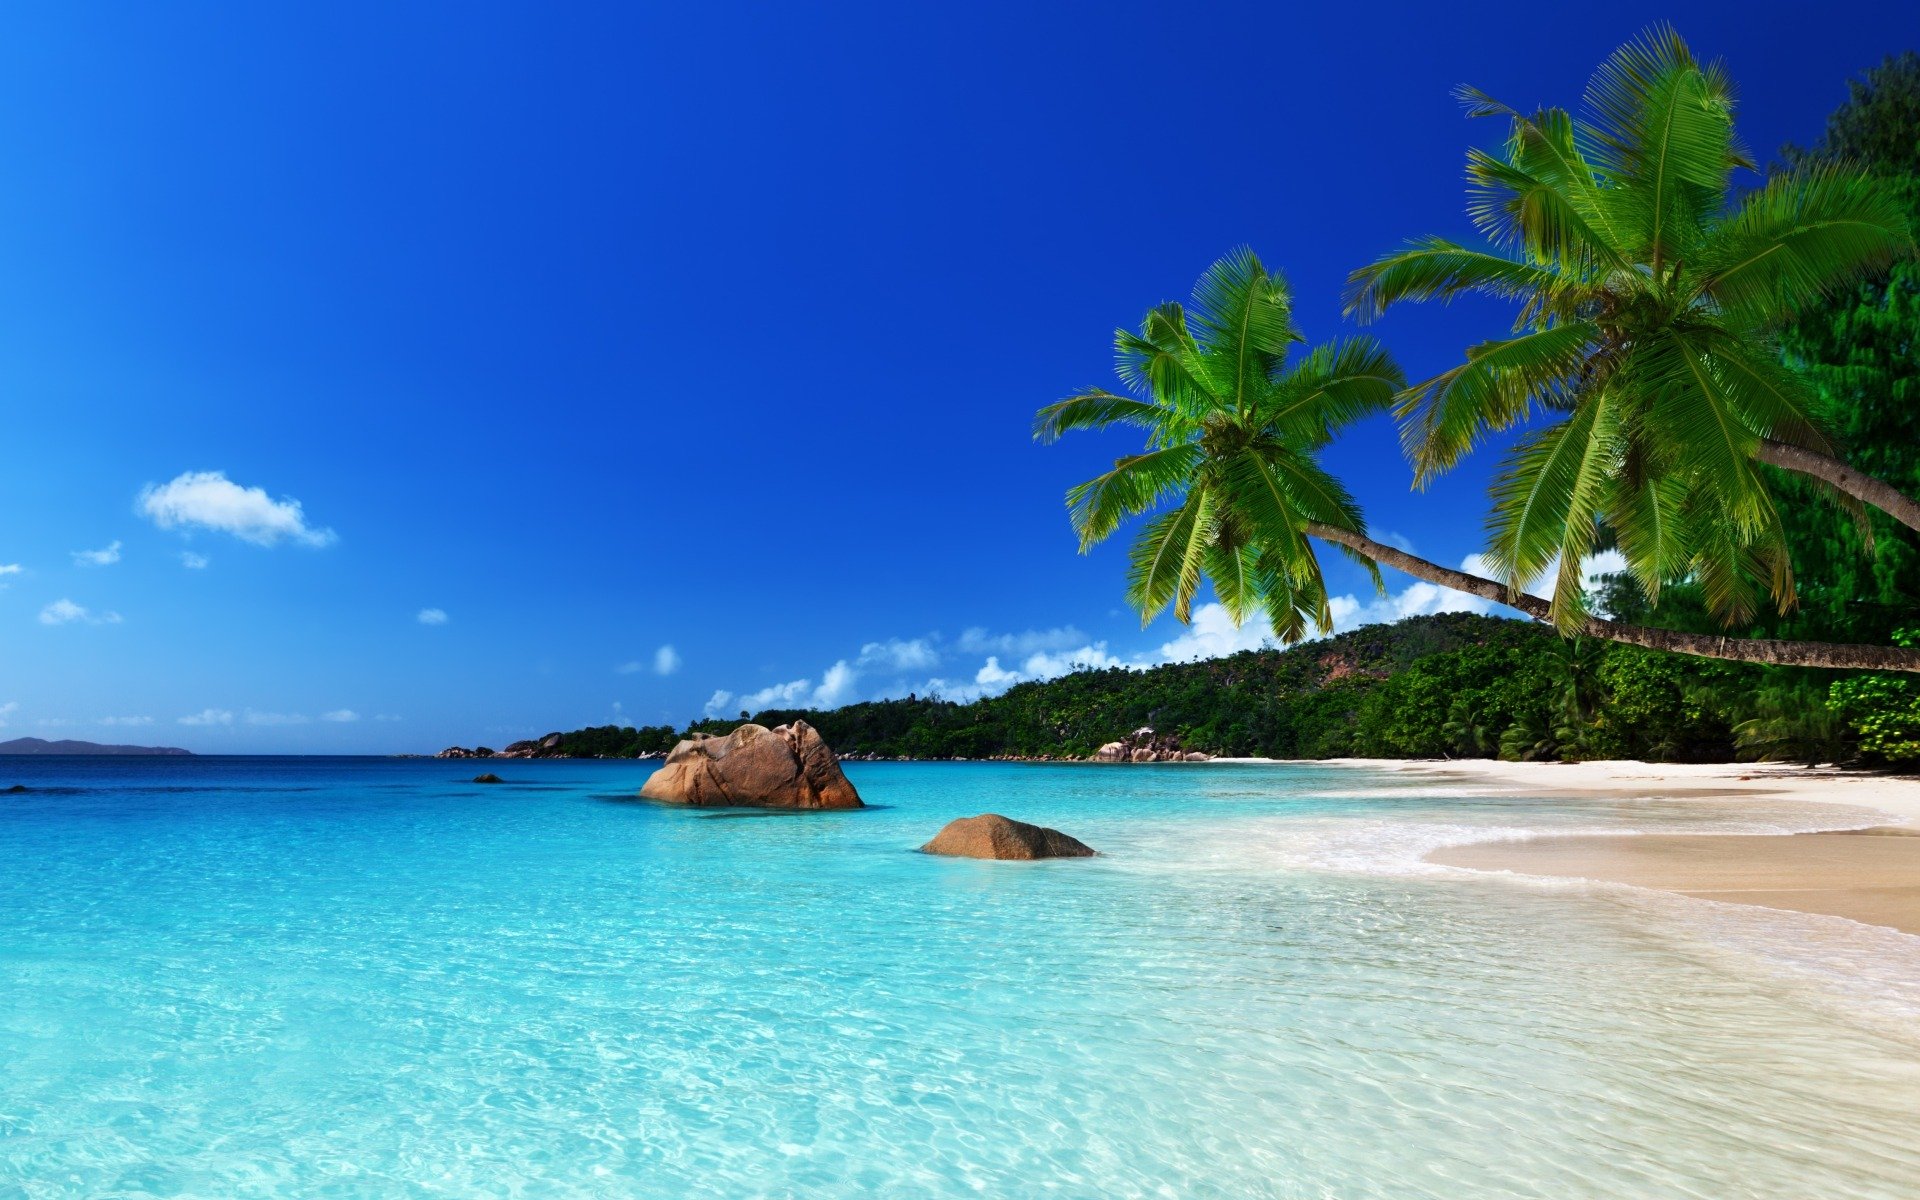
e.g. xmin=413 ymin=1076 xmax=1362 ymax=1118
xmin=1303 ymin=522 xmax=1920 ymax=674
xmin=1755 ymin=439 xmax=1920 ymax=535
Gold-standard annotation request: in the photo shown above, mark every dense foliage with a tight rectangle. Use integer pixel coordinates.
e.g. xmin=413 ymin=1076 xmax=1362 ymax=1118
xmin=1770 ymin=51 xmax=1920 ymax=645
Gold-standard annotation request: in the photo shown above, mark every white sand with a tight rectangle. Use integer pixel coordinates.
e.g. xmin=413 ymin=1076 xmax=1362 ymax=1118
xmin=1320 ymin=757 xmax=1920 ymax=824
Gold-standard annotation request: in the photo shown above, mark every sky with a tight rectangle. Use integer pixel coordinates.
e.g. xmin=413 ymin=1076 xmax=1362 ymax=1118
xmin=1 ymin=1 xmax=1913 ymax=752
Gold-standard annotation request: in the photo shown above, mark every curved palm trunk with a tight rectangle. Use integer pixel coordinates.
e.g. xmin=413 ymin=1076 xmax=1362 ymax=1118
xmin=1755 ymin=439 xmax=1920 ymax=535
xmin=1303 ymin=522 xmax=1920 ymax=674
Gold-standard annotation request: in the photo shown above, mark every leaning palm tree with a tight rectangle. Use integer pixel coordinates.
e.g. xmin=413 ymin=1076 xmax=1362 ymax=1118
xmin=1035 ymin=248 xmax=1402 ymax=642
xmin=1346 ymin=25 xmax=1917 ymax=633
xmin=1045 ymin=250 xmax=1920 ymax=673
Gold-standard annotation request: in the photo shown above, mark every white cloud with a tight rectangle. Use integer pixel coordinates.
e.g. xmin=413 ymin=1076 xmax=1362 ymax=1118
xmin=178 ymin=709 xmax=234 ymax=726
xmin=0 ymin=563 xmax=23 ymax=587
xmin=813 ymin=661 xmax=859 ymax=707
xmin=39 ymin=598 xmax=122 ymax=626
xmin=704 ymin=689 xmax=736 ymax=717
xmin=0 ymin=701 xmax=17 ymax=726
xmin=735 ymin=677 xmax=815 ymax=712
xmin=321 ymin=709 xmax=359 ymax=723
xmin=1153 ymin=604 xmax=1282 ymax=661
xmin=855 ymin=638 xmax=940 ymax=671
xmin=974 ymin=657 xmax=1022 ymax=690
xmin=417 ymin=608 xmax=448 ymax=626
xmin=138 ymin=470 xmax=335 ymax=547
xmin=653 ymin=644 xmax=681 ymax=676
xmin=955 ymin=626 xmax=1087 ymax=657
xmin=72 ymin=540 xmax=122 ymax=566
xmin=179 ymin=551 xmax=210 ymax=569
xmin=98 ymin=715 xmax=154 ymax=726
xmin=246 ymin=711 xmax=309 ymax=726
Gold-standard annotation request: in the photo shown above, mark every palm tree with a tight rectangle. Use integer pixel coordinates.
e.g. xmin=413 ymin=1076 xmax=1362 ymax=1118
xmin=1040 ymin=249 xmax=1920 ymax=673
xmin=1346 ymin=25 xmax=1917 ymax=633
xmin=1034 ymin=248 xmax=1402 ymax=642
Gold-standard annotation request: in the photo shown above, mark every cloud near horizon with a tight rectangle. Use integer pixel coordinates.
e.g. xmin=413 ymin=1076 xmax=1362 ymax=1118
xmin=178 ymin=708 xmax=234 ymax=726
xmin=697 ymin=550 xmax=1632 ymax=718
xmin=139 ymin=471 xmax=336 ymax=547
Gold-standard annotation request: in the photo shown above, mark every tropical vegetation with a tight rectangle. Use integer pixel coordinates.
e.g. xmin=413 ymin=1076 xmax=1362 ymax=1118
xmin=1044 ymin=26 xmax=1920 ymax=676
xmin=1348 ymin=25 xmax=1915 ymax=633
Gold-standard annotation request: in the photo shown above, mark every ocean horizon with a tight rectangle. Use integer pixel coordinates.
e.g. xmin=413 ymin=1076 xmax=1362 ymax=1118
xmin=4 ymin=755 xmax=1917 ymax=1197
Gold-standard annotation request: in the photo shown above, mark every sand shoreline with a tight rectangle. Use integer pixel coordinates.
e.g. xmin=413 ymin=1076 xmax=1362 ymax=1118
xmin=1334 ymin=758 xmax=1920 ymax=936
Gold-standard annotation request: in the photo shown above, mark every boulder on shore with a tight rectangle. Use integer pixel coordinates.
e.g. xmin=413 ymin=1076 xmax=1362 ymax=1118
xmin=1093 ymin=726 xmax=1210 ymax=763
xmin=920 ymin=813 xmax=1096 ymax=860
xmin=639 ymin=721 xmax=863 ymax=809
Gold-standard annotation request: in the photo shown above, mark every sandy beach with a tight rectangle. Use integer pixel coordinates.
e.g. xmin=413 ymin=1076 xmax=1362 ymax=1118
xmin=1353 ymin=759 xmax=1920 ymax=936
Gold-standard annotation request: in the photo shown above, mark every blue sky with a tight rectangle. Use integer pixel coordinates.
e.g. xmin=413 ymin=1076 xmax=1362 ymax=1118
xmin=1 ymin=2 xmax=1912 ymax=752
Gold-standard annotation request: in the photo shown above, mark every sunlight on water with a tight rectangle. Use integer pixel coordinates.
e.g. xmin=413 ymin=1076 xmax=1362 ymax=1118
xmin=2 ymin=758 xmax=1917 ymax=1197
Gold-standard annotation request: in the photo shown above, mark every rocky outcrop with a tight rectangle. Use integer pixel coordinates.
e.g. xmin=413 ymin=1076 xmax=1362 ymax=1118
xmin=497 ymin=733 xmax=565 ymax=759
xmin=473 ymin=773 xmax=503 ymax=783
xmin=438 ymin=733 xmax=566 ymax=760
xmin=1093 ymin=727 xmax=1210 ymax=763
xmin=920 ymin=814 xmax=1096 ymax=860
xmin=639 ymin=721 xmax=863 ymax=809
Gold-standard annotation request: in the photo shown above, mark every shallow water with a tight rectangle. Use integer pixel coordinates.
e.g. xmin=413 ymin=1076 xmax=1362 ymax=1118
xmin=1 ymin=756 xmax=1917 ymax=1198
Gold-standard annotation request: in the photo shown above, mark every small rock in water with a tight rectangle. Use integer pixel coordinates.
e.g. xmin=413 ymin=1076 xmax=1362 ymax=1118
xmin=920 ymin=813 xmax=1096 ymax=860
xmin=473 ymin=773 xmax=503 ymax=784
xmin=2 ymin=784 xmax=27 ymax=794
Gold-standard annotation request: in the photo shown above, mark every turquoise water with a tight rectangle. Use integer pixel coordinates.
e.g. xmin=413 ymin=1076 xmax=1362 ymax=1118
xmin=3 ymin=757 xmax=1919 ymax=1198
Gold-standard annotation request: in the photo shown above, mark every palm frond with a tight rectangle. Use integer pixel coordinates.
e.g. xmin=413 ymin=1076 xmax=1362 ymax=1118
xmin=1464 ymin=147 xmax=1627 ymax=271
xmin=1186 ymin=247 xmax=1300 ymax=412
xmin=1696 ymin=165 xmax=1914 ymax=325
xmin=1394 ymin=321 xmax=1599 ymax=484
xmin=1064 ymin=442 xmax=1203 ymax=550
xmin=1124 ymin=486 xmax=1211 ymax=625
xmin=1033 ymin=389 xmax=1170 ymax=445
xmin=1114 ymin=304 xmax=1212 ymax=411
xmin=1628 ymin=329 xmax=1767 ymax=531
xmin=1485 ymin=394 xmax=1618 ymax=614
xmin=1344 ymin=238 xmax=1569 ymax=323
xmin=1580 ymin=23 xmax=1738 ymax=269
xmin=1263 ymin=336 xmax=1404 ymax=445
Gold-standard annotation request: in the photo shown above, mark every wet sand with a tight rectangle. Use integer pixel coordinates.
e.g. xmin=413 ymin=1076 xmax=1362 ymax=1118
xmin=1349 ymin=759 xmax=1920 ymax=935
xmin=1432 ymin=826 xmax=1920 ymax=935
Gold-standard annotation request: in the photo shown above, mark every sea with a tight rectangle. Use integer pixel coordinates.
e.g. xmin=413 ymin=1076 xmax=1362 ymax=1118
xmin=2 ymin=756 xmax=1917 ymax=1198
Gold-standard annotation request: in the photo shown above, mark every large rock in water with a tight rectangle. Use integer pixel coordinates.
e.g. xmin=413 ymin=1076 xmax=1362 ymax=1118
xmin=639 ymin=721 xmax=863 ymax=809
xmin=920 ymin=814 xmax=1096 ymax=860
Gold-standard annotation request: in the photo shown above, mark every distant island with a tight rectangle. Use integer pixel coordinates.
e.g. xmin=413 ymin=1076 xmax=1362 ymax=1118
xmin=0 ymin=737 xmax=193 ymax=756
